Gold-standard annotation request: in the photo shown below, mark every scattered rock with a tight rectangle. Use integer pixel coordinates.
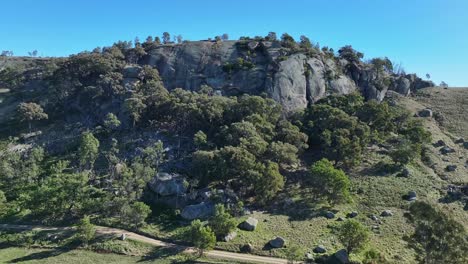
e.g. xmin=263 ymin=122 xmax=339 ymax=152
xmin=407 ymin=191 xmax=417 ymax=201
xmin=401 ymin=167 xmax=411 ymax=178
xmin=240 ymin=243 xmax=253 ymax=253
xmin=337 ymin=217 xmax=345 ymax=221
xmin=463 ymin=142 xmax=468 ymax=149
xmin=305 ymin=253 xmax=314 ymax=260
xmin=440 ymin=146 xmax=455 ymax=155
xmin=418 ymin=109 xmax=433 ymax=117
xmin=325 ymin=211 xmax=335 ymax=219
xmin=148 ymin=173 xmax=187 ymax=196
xmin=269 ymin=237 xmax=285 ymax=248
xmin=370 ymin=215 xmax=379 ymax=221
xmin=455 ymin=138 xmax=465 ymax=144
xmin=372 ymin=225 xmax=380 ymax=230
xmin=180 ymin=202 xmax=215 ymax=220
xmin=381 ymin=210 xmax=393 ymax=217
xmin=348 ymin=211 xmax=358 ymax=218
xmin=331 ymin=249 xmax=350 ymax=264
xmin=434 ymin=139 xmax=446 ymax=147
xmin=238 ymin=217 xmax=258 ymax=231
xmin=222 ymin=231 xmax=237 ymax=242
xmin=119 ymin=234 xmax=127 ymax=241
xmin=446 ymin=165 xmax=457 ymax=172
xmin=247 ymin=41 xmax=259 ymax=50
xmin=313 ymin=245 xmax=327 ymax=253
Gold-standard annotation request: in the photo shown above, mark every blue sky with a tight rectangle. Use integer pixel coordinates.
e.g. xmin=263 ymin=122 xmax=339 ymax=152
xmin=1 ymin=0 xmax=467 ymax=86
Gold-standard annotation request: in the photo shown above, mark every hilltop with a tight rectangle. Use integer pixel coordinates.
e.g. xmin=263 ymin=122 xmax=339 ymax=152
xmin=0 ymin=36 xmax=467 ymax=264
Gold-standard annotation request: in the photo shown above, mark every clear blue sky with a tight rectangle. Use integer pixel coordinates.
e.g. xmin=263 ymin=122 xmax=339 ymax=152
xmin=1 ymin=0 xmax=467 ymax=86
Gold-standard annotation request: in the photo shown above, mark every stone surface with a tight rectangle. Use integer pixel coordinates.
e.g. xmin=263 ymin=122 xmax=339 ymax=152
xmin=446 ymin=165 xmax=457 ymax=172
xmin=370 ymin=215 xmax=379 ymax=221
xmin=325 ymin=211 xmax=335 ymax=219
xmin=381 ymin=210 xmax=393 ymax=217
xmin=238 ymin=217 xmax=258 ymax=231
xmin=223 ymin=231 xmax=237 ymax=242
xmin=313 ymin=245 xmax=327 ymax=253
xmin=331 ymin=249 xmax=350 ymax=264
xmin=407 ymin=191 xmax=417 ymax=201
xmin=148 ymin=173 xmax=187 ymax=196
xmin=440 ymin=146 xmax=455 ymax=155
xmin=418 ymin=109 xmax=433 ymax=117
xmin=269 ymin=236 xmax=285 ymax=248
xmin=180 ymin=202 xmax=215 ymax=220
xmin=348 ymin=211 xmax=358 ymax=218
xmin=240 ymin=243 xmax=253 ymax=253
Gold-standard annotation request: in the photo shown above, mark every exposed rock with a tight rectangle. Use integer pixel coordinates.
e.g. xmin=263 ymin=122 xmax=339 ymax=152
xmin=222 ymin=231 xmax=237 ymax=242
xmin=370 ymin=215 xmax=379 ymax=221
xmin=325 ymin=211 xmax=335 ymax=219
xmin=463 ymin=142 xmax=468 ymax=149
xmin=247 ymin=41 xmax=259 ymax=51
xmin=440 ymin=146 xmax=455 ymax=155
xmin=446 ymin=165 xmax=457 ymax=172
xmin=330 ymin=249 xmax=350 ymax=264
xmin=123 ymin=65 xmax=143 ymax=79
xmin=240 ymin=243 xmax=253 ymax=253
xmin=119 ymin=234 xmax=127 ymax=241
xmin=418 ymin=109 xmax=433 ymax=117
xmin=381 ymin=210 xmax=393 ymax=217
xmin=238 ymin=217 xmax=258 ymax=231
xmin=348 ymin=211 xmax=358 ymax=218
xmin=269 ymin=236 xmax=285 ymax=248
xmin=407 ymin=191 xmax=417 ymax=201
xmin=313 ymin=245 xmax=327 ymax=253
xmin=401 ymin=167 xmax=411 ymax=178
xmin=180 ymin=202 xmax=215 ymax=220
xmin=434 ymin=139 xmax=446 ymax=147
xmin=455 ymin=138 xmax=465 ymax=144
xmin=337 ymin=217 xmax=345 ymax=221
xmin=148 ymin=173 xmax=187 ymax=196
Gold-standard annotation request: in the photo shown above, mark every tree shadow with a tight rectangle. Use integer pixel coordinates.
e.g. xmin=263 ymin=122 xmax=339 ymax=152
xmin=7 ymin=247 xmax=76 ymax=263
xmin=138 ymin=245 xmax=186 ymax=262
xmin=358 ymin=161 xmax=400 ymax=177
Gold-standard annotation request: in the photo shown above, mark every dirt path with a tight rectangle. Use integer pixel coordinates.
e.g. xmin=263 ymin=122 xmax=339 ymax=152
xmin=0 ymin=224 xmax=290 ymax=264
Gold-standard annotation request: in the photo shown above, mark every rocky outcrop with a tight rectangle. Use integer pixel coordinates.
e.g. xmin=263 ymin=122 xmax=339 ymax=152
xmin=180 ymin=202 xmax=215 ymax=220
xmin=238 ymin=217 xmax=258 ymax=231
xmin=141 ymin=40 xmax=432 ymax=112
xmin=148 ymin=172 xmax=187 ymax=197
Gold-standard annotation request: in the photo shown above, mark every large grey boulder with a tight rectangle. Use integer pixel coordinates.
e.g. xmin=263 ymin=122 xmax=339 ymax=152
xmin=407 ymin=191 xmax=417 ymax=201
xmin=148 ymin=173 xmax=187 ymax=196
xmin=269 ymin=236 xmax=285 ymax=248
xmin=331 ymin=249 xmax=350 ymax=264
xmin=313 ymin=245 xmax=327 ymax=253
xmin=238 ymin=217 xmax=258 ymax=231
xmin=180 ymin=202 xmax=215 ymax=220
xmin=222 ymin=231 xmax=237 ymax=242
xmin=418 ymin=109 xmax=433 ymax=117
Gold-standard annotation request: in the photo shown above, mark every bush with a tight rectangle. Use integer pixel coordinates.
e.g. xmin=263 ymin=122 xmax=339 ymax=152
xmin=188 ymin=220 xmax=216 ymax=256
xmin=76 ymin=216 xmax=96 ymax=245
xmin=337 ymin=220 xmax=369 ymax=254
xmin=209 ymin=204 xmax=237 ymax=237
xmin=309 ymin=159 xmax=352 ymax=204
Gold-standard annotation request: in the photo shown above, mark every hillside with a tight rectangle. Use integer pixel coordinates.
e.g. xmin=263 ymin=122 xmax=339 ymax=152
xmin=0 ymin=37 xmax=467 ymax=264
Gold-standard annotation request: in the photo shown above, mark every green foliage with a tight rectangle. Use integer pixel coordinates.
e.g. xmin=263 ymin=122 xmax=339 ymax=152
xmin=266 ymin=141 xmax=299 ymax=167
xmin=363 ymin=248 xmax=389 ymax=264
xmin=280 ymin=33 xmax=297 ymax=49
xmin=120 ymin=201 xmax=152 ymax=229
xmin=124 ymin=95 xmax=146 ymax=127
xmin=76 ymin=215 xmax=96 ymax=245
xmin=255 ymin=161 xmax=284 ymax=204
xmin=79 ymin=131 xmax=100 ymax=170
xmin=406 ymin=201 xmax=468 ymax=264
xmin=16 ymin=102 xmax=48 ymax=131
xmin=188 ymin=220 xmax=216 ymax=256
xmin=303 ymin=104 xmax=370 ymax=167
xmin=389 ymin=140 xmax=420 ymax=165
xmin=337 ymin=220 xmax=370 ymax=254
xmin=103 ymin=112 xmax=121 ymax=131
xmin=194 ymin=130 xmax=208 ymax=149
xmin=209 ymin=204 xmax=237 ymax=237
xmin=338 ymin=45 xmax=364 ymax=64
xmin=309 ymin=159 xmax=351 ymax=204
xmin=0 ymin=190 xmax=7 ymax=218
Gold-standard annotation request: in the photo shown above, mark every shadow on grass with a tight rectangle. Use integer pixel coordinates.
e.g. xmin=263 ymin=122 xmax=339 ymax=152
xmin=7 ymin=246 xmax=77 ymax=263
xmin=137 ymin=245 xmax=186 ymax=263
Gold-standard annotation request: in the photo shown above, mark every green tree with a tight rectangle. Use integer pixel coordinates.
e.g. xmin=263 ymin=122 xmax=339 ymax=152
xmin=189 ymin=219 xmax=216 ymax=256
xmin=267 ymin=141 xmax=299 ymax=167
xmin=363 ymin=248 xmax=389 ymax=264
xmin=124 ymin=95 xmax=146 ymax=127
xmin=209 ymin=204 xmax=237 ymax=237
xmin=76 ymin=215 xmax=96 ymax=246
xmin=162 ymin=32 xmax=171 ymax=44
xmin=120 ymin=201 xmax=152 ymax=229
xmin=103 ymin=113 xmax=121 ymax=131
xmin=194 ymin=130 xmax=208 ymax=149
xmin=255 ymin=161 xmax=284 ymax=204
xmin=309 ymin=159 xmax=351 ymax=204
xmin=337 ymin=220 xmax=370 ymax=254
xmin=390 ymin=140 xmax=419 ymax=166
xmin=79 ymin=131 xmax=100 ymax=170
xmin=0 ymin=190 xmax=7 ymax=217
xmin=16 ymin=102 xmax=48 ymax=132
xmin=406 ymin=201 xmax=468 ymax=264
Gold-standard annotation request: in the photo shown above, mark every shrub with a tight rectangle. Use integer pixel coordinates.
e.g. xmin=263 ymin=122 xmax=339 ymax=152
xmin=188 ymin=220 xmax=216 ymax=256
xmin=76 ymin=216 xmax=96 ymax=246
xmin=309 ymin=159 xmax=352 ymax=204
xmin=337 ymin=220 xmax=369 ymax=254
xmin=209 ymin=204 xmax=237 ymax=237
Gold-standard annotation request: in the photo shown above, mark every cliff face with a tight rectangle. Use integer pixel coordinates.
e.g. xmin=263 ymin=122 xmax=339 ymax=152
xmin=139 ymin=40 xmax=433 ymax=111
